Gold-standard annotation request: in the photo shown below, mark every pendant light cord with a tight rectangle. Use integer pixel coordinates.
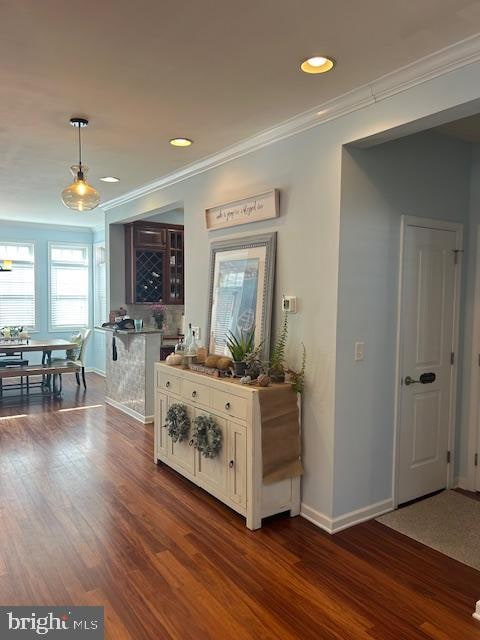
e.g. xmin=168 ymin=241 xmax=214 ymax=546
xmin=78 ymin=123 xmax=82 ymax=169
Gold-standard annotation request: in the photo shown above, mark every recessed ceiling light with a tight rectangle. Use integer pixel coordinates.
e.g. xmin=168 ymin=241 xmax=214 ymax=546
xmin=300 ymin=56 xmax=335 ymax=74
xmin=169 ymin=137 xmax=193 ymax=147
xmin=100 ymin=176 xmax=120 ymax=183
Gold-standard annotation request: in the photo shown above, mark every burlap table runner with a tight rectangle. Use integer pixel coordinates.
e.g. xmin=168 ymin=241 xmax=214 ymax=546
xmin=258 ymin=384 xmax=303 ymax=484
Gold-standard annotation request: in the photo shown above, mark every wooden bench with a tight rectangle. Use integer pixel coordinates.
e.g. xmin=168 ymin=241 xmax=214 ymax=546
xmin=0 ymin=363 xmax=80 ymax=399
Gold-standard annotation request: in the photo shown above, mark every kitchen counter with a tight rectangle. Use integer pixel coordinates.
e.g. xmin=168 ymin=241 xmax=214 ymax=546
xmin=102 ymin=330 xmax=161 ymax=424
xmin=95 ymin=325 xmax=164 ymax=335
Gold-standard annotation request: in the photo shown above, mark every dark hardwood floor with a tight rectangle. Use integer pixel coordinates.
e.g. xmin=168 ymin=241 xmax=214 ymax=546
xmin=0 ymin=373 xmax=479 ymax=639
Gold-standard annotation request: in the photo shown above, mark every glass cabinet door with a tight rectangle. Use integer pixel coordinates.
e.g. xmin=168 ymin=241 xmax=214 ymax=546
xmin=168 ymin=230 xmax=184 ymax=304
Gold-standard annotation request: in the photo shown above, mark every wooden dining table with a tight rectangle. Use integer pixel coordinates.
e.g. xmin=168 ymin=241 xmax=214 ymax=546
xmin=0 ymin=339 xmax=79 ymax=400
xmin=0 ymin=338 xmax=78 ymax=365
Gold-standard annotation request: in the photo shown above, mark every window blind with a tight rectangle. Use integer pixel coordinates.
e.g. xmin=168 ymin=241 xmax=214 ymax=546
xmin=0 ymin=243 xmax=35 ymax=328
xmin=50 ymin=244 xmax=89 ymax=330
xmin=94 ymin=244 xmax=107 ymax=325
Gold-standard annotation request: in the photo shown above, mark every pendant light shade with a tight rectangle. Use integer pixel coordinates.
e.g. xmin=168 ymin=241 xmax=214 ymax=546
xmin=62 ymin=164 xmax=100 ymax=211
xmin=61 ymin=118 xmax=100 ymax=212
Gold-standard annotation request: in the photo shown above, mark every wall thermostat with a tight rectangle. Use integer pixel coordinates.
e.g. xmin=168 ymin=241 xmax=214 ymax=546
xmin=282 ymin=296 xmax=297 ymax=314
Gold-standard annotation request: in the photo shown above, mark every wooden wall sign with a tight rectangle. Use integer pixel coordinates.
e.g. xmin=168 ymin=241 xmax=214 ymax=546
xmin=205 ymin=189 xmax=279 ymax=230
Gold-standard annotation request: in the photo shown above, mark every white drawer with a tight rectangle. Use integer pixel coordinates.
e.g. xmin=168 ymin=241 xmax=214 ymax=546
xmin=212 ymin=389 xmax=248 ymax=421
xmin=182 ymin=379 xmax=211 ymax=406
xmin=157 ymin=371 xmax=181 ymax=395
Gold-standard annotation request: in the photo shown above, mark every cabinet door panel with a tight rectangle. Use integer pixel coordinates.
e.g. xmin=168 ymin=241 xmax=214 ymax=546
xmin=166 ymin=400 xmax=195 ymax=475
xmin=154 ymin=391 xmax=168 ymax=459
xmin=194 ymin=409 xmax=228 ymax=496
xmin=228 ymin=422 xmax=247 ymax=508
xmin=134 ymin=249 xmax=165 ymax=303
xmin=168 ymin=229 xmax=184 ymax=305
xmin=135 ymin=225 xmax=166 ymax=249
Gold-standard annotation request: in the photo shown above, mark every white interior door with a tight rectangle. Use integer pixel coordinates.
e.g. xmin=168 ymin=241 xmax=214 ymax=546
xmin=397 ymin=219 xmax=460 ymax=505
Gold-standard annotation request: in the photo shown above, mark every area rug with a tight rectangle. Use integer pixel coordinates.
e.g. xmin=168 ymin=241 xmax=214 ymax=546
xmin=377 ymin=490 xmax=480 ymax=570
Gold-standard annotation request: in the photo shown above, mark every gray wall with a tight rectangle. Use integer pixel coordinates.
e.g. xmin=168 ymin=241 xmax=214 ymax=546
xmin=145 ymin=209 xmax=184 ymax=225
xmin=458 ymin=143 xmax=480 ymax=481
xmin=334 ymin=130 xmax=471 ymax=516
xmin=104 ymin=59 xmax=480 ymax=525
xmin=106 ymin=127 xmax=343 ymax=520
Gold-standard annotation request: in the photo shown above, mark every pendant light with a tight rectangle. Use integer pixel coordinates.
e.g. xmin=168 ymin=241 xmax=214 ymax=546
xmin=61 ymin=117 xmax=100 ymax=212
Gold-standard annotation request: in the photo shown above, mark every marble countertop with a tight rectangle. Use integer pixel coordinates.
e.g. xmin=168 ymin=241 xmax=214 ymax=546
xmin=95 ymin=325 xmax=164 ymax=335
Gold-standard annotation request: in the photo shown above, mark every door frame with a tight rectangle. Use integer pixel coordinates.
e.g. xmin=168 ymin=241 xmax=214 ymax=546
xmin=392 ymin=215 xmax=463 ymax=508
xmin=466 ymin=225 xmax=480 ymax=491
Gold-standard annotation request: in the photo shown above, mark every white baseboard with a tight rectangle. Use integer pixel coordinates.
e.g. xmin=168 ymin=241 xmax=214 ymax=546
xmin=84 ymin=367 xmax=105 ymax=377
xmin=301 ymin=497 xmax=394 ymax=535
xmin=105 ymin=396 xmax=154 ymax=424
xmin=456 ymin=476 xmax=470 ymax=490
xmin=331 ymin=498 xmax=393 ymax=533
xmin=300 ymin=504 xmax=333 ymax=533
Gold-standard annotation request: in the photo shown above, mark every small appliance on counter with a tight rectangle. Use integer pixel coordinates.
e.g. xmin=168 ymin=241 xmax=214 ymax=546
xmin=102 ymin=318 xmax=135 ymax=331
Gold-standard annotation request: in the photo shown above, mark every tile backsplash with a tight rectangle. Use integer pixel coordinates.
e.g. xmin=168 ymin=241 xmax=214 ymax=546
xmin=125 ymin=304 xmax=185 ymax=336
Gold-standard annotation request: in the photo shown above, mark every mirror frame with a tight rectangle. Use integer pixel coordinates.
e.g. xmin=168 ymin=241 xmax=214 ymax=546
xmin=206 ymin=232 xmax=277 ymax=359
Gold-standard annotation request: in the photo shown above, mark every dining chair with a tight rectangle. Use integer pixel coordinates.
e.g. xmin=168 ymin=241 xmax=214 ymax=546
xmin=52 ymin=328 xmax=92 ymax=390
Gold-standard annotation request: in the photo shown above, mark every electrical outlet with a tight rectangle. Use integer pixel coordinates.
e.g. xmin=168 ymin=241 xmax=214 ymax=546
xmin=192 ymin=326 xmax=201 ymax=340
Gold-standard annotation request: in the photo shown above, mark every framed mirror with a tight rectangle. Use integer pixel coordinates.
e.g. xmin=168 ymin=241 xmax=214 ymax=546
xmin=206 ymin=232 xmax=276 ymax=358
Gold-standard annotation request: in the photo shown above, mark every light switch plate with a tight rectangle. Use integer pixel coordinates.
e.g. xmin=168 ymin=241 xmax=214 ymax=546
xmin=282 ymin=296 xmax=297 ymax=314
xmin=355 ymin=341 xmax=365 ymax=361
xmin=192 ymin=326 xmax=201 ymax=340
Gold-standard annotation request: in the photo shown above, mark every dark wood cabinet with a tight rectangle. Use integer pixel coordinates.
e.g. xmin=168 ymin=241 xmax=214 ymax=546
xmin=134 ymin=224 xmax=167 ymax=250
xmin=125 ymin=222 xmax=184 ymax=305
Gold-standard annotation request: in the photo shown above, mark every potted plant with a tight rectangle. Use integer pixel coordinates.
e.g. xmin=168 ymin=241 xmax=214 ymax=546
xmin=244 ymin=340 xmax=266 ymax=380
xmin=270 ymin=310 xmax=288 ymax=382
xmin=225 ymin=328 xmax=255 ymax=377
xmin=151 ymin=302 xmax=167 ymax=330
xmin=285 ymin=343 xmax=306 ymax=393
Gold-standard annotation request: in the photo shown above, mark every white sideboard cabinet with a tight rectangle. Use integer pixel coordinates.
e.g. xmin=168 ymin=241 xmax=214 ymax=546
xmin=154 ymin=363 xmax=301 ymax=530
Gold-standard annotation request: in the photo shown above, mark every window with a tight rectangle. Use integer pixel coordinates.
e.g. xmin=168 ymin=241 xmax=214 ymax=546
xmin=0 ymin=242 xmax=36 ymax=328
xmin=94 ymin=243 xmax=107 ymax=325
xmin=49 ymin=243 xmax=90 ymax=330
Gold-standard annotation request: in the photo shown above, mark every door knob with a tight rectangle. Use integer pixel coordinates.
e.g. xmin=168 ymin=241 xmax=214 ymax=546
xmin=405 ymin=372 xmax=436 ymax=386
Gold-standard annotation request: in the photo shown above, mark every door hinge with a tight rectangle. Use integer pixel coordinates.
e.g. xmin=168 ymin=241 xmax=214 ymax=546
xmin=447 ymin=450 xmax=451 ymax=464
xmin=450 ymin=352 xmax=455 ymax=365
xmin=475 ymin=453 xmax=478 ymax=467
xmin=453 ymin=249 xmax=464 ymax=265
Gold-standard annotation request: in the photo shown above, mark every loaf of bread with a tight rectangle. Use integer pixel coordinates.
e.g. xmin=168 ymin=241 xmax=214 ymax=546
xmin=216 ymin=357 xmax=233 ymax=371
xmin=205 ymin=355 xmax=221 ymax=368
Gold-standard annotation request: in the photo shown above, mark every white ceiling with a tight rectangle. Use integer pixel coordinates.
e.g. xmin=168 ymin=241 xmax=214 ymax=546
xmin=2 ymin=0 xmax=480 ymax=228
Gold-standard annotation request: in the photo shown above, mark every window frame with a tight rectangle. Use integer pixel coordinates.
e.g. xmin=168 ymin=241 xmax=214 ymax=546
xmin=48 ymin=241 xmax=91 ymax=333
xmin=0 ymin=240 xmax=37 ymax=331
xmin=93 ymin=241 xmax=107 ymax=329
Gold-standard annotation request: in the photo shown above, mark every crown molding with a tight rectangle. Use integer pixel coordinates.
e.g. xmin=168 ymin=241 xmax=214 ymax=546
xmin=0 ymin=218 xmax=95 ymax=233
xmin=102 ymin=33 xmax=480 ymax=212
